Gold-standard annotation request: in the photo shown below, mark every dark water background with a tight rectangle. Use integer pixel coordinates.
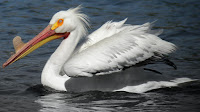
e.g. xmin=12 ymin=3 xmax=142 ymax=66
xmin=0 ymin=0 xmax=200 ymax=111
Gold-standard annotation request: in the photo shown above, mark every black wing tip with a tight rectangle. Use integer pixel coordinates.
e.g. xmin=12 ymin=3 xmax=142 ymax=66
xmin=163 ymin=58 xmax=177 ymax=70
xmin=144 ymin=68 xmax=163 ymax=75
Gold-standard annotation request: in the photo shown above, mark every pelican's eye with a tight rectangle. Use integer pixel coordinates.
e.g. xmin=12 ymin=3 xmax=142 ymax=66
xmin=51 ymin=19 xmax=64 ymax=30
xmin=58 ymin=19 xmax=63 ymax=23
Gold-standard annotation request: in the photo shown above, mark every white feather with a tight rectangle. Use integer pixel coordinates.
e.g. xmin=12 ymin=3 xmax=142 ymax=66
xmin=64 ymin=20 xmax=176 ymax=77
xmin=39 ymin=6 xmax=179 ymax=91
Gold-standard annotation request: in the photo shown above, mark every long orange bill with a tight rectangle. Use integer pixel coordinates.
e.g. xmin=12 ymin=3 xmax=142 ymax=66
xmin=3 ymin=25 xmax=70 ymax=68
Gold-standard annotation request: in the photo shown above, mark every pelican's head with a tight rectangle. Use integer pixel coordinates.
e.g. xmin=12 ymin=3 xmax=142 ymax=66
xmin=3 ymin=6 xmax=89 ymax=68
xmin=50 ymin=6 xmax=89 ymax=35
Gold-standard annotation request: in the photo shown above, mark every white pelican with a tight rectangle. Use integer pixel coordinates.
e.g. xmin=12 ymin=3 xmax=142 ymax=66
xmin=3 ymin=6 xmax=184 ymax=93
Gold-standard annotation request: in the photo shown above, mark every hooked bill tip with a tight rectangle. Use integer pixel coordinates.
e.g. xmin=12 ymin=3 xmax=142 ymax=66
xmin=2 ymin=64 xmax=6 ymax=68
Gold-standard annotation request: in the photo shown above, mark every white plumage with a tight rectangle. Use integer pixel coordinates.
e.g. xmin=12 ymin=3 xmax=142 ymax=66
xmin=5 ymin=6 xmax=182 ymax=92
xmin=64 ymin=19 xmax=176 ymax=77
xmin=39 ymin=6 xmax=177 ymax=91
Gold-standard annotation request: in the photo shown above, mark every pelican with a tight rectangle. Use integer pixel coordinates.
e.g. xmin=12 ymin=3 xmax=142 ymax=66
xmin=3 ymin=6 xmax=185 ymax=93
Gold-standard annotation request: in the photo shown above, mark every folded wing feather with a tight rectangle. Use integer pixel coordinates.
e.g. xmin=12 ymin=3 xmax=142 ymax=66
xmin=64 ymin=20 xmax=176 ymax=77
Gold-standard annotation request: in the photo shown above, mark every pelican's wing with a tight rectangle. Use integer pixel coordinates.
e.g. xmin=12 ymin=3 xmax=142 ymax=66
xmin=76 ymin=19 xmax=163 ymax=53
xmin=77 ymin=18 xmax=151 ymax=52
xmin=64 ymin=20 xmax=176 ymax=77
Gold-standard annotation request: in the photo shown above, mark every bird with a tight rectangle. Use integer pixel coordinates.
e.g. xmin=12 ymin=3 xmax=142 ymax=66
xmin=3 ymin=6 xmax=179 ymax=93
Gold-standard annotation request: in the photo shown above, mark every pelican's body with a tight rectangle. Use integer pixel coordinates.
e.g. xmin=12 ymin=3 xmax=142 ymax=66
xmin=3 ymin=6 xmax=182 ymax=93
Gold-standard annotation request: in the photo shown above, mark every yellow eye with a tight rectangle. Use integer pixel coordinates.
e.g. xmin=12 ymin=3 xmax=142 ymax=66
xmin=51 ymin=19 xmax=64 ymax=30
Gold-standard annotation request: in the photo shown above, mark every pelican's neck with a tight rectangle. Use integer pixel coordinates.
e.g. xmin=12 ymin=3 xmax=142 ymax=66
xmin=41 ymin=29 xmax=82 ymax=91
xmin=49 ymin=30 xmax=81 ymax=66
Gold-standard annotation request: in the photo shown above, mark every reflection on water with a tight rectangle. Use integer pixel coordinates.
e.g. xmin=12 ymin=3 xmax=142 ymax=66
xmin=36 ymin=93 xmax=73 ymax=112
xmin=35 ymin=92 xmax=145 ymax=112
xmin=0 ymin=0 xmax=200 ymax=111
xmin=35 ymin=80 xmax=200 ymax=112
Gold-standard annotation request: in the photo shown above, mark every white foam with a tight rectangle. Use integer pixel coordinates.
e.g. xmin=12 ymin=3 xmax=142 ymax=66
xmin=115 ymin=78 xmax=195 ymax=93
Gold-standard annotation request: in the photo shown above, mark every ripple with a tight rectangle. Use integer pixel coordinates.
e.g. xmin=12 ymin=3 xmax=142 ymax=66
xmin=0 ymin=0 xmax=200 ymax=111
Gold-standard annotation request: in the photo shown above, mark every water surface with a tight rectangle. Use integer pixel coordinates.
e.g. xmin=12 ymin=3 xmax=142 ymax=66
xmin=0 ymin=0 xmax=200 ymax=111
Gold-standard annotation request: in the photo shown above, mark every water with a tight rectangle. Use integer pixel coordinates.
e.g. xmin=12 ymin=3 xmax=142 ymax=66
xmin=0 ymin=0 xmax=200 ymax=111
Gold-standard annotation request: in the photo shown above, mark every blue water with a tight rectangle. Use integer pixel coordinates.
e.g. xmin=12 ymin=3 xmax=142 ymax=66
xmin=0 ymin=0 xmax=200 ymax=111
